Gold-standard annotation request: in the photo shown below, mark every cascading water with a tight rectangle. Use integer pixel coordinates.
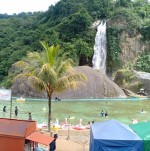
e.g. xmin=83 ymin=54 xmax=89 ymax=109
xmin=92 ymin=21 xmax=107 ymax=74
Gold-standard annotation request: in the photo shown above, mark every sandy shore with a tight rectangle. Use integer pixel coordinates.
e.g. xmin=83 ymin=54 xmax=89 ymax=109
xmin=57 ymin=129 xmax=90 ymax=151
xmin=42 ymin=128 xmax=90 ymax=151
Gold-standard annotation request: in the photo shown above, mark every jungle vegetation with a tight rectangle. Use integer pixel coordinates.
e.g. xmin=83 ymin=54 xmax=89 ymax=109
xmin=0 ymin=0 xmax=150 ymax=87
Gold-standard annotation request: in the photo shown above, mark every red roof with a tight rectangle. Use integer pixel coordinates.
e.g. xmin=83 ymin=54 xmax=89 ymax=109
xmin=26 ymin=132 xmax=54 ymax=146
xmin=0 ymin=118 xmax=36 ymax=137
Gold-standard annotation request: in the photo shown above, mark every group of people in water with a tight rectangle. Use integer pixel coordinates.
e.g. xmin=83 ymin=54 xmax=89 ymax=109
xmin=55 ymin=97 xmax=61 ymax=101
xmin=100 ymin=110 xmax=108 ymax=117
xmin=2 ymin=106 xmax=32 ymax=120
xmin=3 ymin=106 xmax=18 ymax=116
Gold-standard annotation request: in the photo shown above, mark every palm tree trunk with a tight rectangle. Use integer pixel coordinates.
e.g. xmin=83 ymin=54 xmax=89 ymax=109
xmin=48 ymin=96 xmax=51 ymax=132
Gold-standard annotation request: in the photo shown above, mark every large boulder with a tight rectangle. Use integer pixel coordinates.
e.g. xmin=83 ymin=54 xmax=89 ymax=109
xmin=11 ymin=78 xmax=46 ymax=98
xmin=11 ymin=66 xmax=126 ymax=99
xmin=54 ymin=66 xmax=126 ymax=99
xmin=114 ymin=69 xmax=143 ymax=93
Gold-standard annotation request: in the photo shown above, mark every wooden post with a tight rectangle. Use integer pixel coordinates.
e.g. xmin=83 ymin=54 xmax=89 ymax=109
xmin=66 ymin=124 xmax=70 ymax=140
xmin=10 ymin=96 xmax=12 ymax=119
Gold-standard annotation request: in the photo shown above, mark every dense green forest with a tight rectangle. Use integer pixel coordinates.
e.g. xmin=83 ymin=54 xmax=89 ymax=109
xmin=0 ymin=0 xmax=150 ymax=88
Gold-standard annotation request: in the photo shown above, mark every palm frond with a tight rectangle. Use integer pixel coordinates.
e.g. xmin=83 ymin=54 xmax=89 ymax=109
xmin=28 ymin=76 xmax=46 ymax=92
xmin=40 ymin=41 xmax=49 ymax=53
xmin=52 ymin=44 xmax=60 ymax=57
xmin=55 ymin=73 xmax=87 ymax=92
xmin=13 ymin=73 xmax=30 ymax=82
xmin=68 ymin=81 xmax=86 ymax=89
xmin=40 ymin=41 xmax=61 ymax=67
xmin=27 ymin=52 xmax=43 ymax=68
xmin=55 ymin=76 xmax=70 ymax=91
xmin=27 ymin=52 xmax=41 ymax=60
xmin=40 ymin=41 xmax=52 ymax=64
xmin=40 ymin=64 xmax=57 ymax=84
xmin=56 ymin=59 xmax=74 ymax=77
xmin=68 ymin=73 xmax=87 ymax=82
xmin=48 ymin=45 xmax=55 ymax=65
xmin=14 ymin=61 xmax=29 ymax=69
xmin=48 ymin=45 xmax=60 ymax=66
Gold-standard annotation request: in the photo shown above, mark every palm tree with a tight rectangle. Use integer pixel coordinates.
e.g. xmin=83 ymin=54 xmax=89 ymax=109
xmin=13 ymin=41 xmax=87 ymax=132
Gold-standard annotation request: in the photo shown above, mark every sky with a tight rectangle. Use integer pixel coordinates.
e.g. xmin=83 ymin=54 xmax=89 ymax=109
xmin=0 ymin=0 xmax=60 ymax=15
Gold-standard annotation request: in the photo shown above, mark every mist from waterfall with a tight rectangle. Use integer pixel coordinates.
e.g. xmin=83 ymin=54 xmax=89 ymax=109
xmin=92 ymin=21 xmax=107 ymax=74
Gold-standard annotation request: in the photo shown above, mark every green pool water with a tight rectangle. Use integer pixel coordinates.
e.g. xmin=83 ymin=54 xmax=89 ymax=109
xmin=0 ymin=97 xmax=150 ymax=125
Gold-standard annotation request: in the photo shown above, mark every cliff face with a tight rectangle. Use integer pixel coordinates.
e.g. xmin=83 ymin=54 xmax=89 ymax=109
xmin=119 ymin=31 xmax=149 ymax=64
xmin=107 ymin=16 xmax=150 ymax=66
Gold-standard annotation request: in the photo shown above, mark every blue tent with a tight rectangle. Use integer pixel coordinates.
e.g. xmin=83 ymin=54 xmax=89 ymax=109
xmin=90 ymin=119 xmax=143 ymax=151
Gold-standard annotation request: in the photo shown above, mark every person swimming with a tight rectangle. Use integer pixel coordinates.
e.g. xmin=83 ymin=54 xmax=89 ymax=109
xmin=132 ymin=119 xmax=138 ymax=124
xmin=140 ymin=109 xmax=146 ymax=114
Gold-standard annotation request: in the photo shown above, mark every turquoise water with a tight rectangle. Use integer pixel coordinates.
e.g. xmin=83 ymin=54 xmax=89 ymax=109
xmin=0 ymin=97 xmax=150 ymax=126
xmin=12 ymin=97 xmax=150 ymax=101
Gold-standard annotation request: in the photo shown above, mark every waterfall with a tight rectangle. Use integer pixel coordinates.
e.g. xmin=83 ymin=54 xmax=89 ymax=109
xmin=92 ymin=21 xmax=107 ymax=74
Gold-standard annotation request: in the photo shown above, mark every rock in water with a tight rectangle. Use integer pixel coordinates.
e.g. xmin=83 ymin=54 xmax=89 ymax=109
xmin=54 ymin=66 xmax=126 ymax=99
xmin=11 ymin=66 xmax=126 ymax=99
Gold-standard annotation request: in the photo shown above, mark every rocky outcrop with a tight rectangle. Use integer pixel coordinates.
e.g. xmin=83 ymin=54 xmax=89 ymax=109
xmin=133 ymin=71 xmax=150 ymax=95
xmin=119 ymin=31 xmax=149 ymax=64
xmin=11 ymin=66 xmax=126 ymax=99
xmin=11 ymin=79 xmax=47 ymax=98
xmin=91 ymin=20 xmax=101 ymax=29
xmin=53 ymin=66 xmax=126 ymax=99
xmin=114 ymin=69 xmax=150 ymax=96
xmin=114 ymin=69 xmax=143 ymax=93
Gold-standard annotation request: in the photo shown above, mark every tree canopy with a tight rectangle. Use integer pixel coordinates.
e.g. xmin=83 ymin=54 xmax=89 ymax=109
xmin=0 ymin=0 xmax=150 ymax=86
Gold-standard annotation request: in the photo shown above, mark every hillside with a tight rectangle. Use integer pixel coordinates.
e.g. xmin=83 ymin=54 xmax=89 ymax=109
xmin=0 ymin=0 xmax=150 ymax=88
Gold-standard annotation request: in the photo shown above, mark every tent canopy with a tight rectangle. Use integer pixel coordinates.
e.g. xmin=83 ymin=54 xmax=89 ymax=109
xmin=130 ymin=121 xmax=150 ymax=140
xmin=90 ymin=119 xmax=143 ymax=151
xmin=91 ymin=119 xmax=141 ymax=140
xmin=130 ymin=121 xmax=150 ymax=151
